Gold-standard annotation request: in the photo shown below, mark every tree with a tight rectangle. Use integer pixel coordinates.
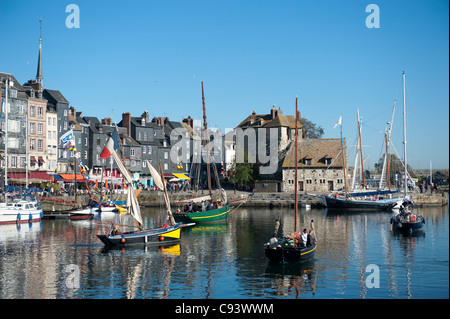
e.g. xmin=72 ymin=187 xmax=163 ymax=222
xmin=300 ymin=117 xmax=324 ymax=139
xmin=228 ymin=151 xmax=258 ymax=191
xmin=374 ymin=153 xmax=415 ymax=186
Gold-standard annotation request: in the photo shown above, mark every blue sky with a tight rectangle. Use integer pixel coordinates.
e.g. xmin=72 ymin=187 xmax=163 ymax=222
xmin=1 ymin=0 xmax=448 ymax=169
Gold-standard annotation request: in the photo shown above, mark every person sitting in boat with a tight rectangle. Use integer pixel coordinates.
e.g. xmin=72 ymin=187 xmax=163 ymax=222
xmin=111 ymin=225 xmax=120 ymax=235
xmin=269 ymin=233 xmax=278 ymax=249
xmin=286 ymin=231 xmax=301 ymax=246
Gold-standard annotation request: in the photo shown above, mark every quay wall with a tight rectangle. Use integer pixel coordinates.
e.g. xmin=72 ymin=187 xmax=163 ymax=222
xmin=40 ymin=190 xmax=448 ymax=212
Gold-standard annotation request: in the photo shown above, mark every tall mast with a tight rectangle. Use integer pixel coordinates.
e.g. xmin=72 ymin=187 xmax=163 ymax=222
xmin=294 ymin=97 xmax=298 ymax=232
xmin=3 ymin=77 xmax=10 ymax=202
xmin=201 ymin=82 xmax=212 ymax=200
xmin=357 ymin=109 xmax=365 ymax=188
xmin=402 ymin=71 xmax=407 ymax=197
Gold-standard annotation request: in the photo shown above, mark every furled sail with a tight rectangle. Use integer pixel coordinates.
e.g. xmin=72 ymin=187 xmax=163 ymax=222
xmin=146 ymin=160 xmax=175 ymax=225
xmin=112 ymin=150 xmax=143 ymax=226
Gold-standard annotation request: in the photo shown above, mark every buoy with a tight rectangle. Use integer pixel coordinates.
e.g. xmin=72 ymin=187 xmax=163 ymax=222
xmin=28 ymin=213 xmax=33 ymax=222
xmin=120 ymin=238 xmax=126 ymax=244
xmin=159 ymin=236 xmax=165 ymax=241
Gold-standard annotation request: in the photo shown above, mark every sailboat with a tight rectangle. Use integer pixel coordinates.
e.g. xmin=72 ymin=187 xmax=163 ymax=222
xmin=390 ymin=72 xmax=425 ymax=233
xmin=264 ymin=97 xmax=317 ymax=263
xmin=97 ymin=133 xmax=182 ymax=246
xmin=172 ymin=82 xmax=230 ymax=224
xmin=322 ymin=112 xmax=397 ymax=211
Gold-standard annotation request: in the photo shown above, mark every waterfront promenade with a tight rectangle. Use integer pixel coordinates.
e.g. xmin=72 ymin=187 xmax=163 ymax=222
xmin=39 ymin=189 xmax=448 ymax=213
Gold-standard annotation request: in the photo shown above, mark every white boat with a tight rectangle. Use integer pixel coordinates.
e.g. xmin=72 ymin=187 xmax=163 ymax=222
xmin=0 ymin=196 xmax=43 ymax=225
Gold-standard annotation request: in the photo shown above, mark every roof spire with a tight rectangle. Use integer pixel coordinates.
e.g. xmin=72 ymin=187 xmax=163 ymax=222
xmin=36 ymin=18 xmax=43 ymax=88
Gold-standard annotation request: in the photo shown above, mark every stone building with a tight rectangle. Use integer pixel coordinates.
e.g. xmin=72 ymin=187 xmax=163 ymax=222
xmin=282 ymin=138 xmax=348 ymax=193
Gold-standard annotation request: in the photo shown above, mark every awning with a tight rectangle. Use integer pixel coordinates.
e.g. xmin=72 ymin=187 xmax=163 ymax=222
xmin=172 ymin=173 xmax=190 ymax=180
xmin=30 ymin=156 xmax=37 ymax=163
xmin=7 ymin=172 xmax=28 ymax=182
xmin=58 ymin=173 xmax=86 ymax=182
xmin=38 ymin=157 xmax=45 ymax=164
xmin=29 ymin=171 xmax=51 ymax=181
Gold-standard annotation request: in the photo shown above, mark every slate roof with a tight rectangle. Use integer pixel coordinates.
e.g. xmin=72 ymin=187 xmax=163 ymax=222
xmin=282 ymin=138 xmax=345 ymax=168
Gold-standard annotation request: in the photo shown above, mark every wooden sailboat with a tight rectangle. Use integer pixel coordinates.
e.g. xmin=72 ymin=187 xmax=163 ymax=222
xmin=97 ymin=137 xmax=182 ymax=246
xmin=264 ymin=97 xmax=317 ymax=263
xmin=390 ymin=72 xmax=425 ymax=233
xmin=322 ymin=112 xmax=398 ymax=211
xmin=172 ymin=82 xmax=230 ymax=224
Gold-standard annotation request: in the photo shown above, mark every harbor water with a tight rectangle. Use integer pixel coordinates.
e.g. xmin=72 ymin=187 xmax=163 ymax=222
xmin=0 ymin=205 xmax=448 ymax=299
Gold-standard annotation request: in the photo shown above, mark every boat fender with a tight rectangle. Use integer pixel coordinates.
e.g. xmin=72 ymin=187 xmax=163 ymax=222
xmin=29 ymin=213 xmax=33 ymax=222
xmin=17 ymin=213 xmax=21 ymax=221
xmin=159 ymin=236 xmax=165 ymax=241
xmin=120 ymin=238 xmax=126 ymax=244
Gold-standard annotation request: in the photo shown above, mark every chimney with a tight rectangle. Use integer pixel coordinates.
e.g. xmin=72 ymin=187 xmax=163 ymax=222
xmin=102 ymin=117 xmax=112 ymax=126
xmin=271 ymin=105 xmax=276 ymax=119
xmin=69 ymin=106 xmax=76 ymax=117
xmin=277 ymin=107 xmax=283 ymax=116
xmin=252 ymin=110 xmax=256 ymax=115
xmin=122 ymin=112 xmax=131 ymax=136
xmin=141 ymin=111 xmax=149 ymax=124
xmin=183 ymin=115 xmax=193 ymax=129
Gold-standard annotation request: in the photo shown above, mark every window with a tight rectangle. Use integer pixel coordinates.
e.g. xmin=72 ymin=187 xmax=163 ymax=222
xmin=97 ymin=138 xmax=101 ymax=146
xmin=11 ymin=156 xmax=17 ymax=167
xmin=138 ymin=132 xmax=141 ymax=140
xmin=64 ymin=110 xmax=68 ymax=116
xmin=130 ymin=149 xmax=135 ymax=156
xmin=304 ymin=159 xmax=312 ymax=166
xmin=64 ymin=121 xmax=68 ymax=130
xmin=164 ymin=151 xmax=168 ymax=159
xmin=30 ymin=106 xmax=35 ymax=117
xmin=164 ymin=163 xmax=168 ymax=170
xmin=20 ymin=157 xmax=26 ymax=168
xmin=85 ymin=137 xmax=88 ymax=146
xmin=30 ymin=122 xmax=35 ymax=134
xmin=148 ymin=146 xmax=152 ymax=154
xmin=38 ymin=123 xmax=43 ymax=135
xmin=30 ymin=139 xmax=35 ymax=150
xmin=37 ymin=139 xmax=43 ymax=151
xmin=143 ymin=146 xmax=146 ymax=154
xmin=143 ymin=132 xmax=147 ymax=141
xmin=48 ymin=117 xmax=51 ymax=125
xmin=53 ymin=118 xmax=56 ymax=126
xmin=131 ymin=160 xmax=136 ymax=167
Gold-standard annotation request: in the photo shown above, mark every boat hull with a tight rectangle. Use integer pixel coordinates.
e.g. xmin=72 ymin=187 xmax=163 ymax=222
xmin=173 ymin=203 xmax=230 ymax=223
xmin=68 ymin=207 xmax=95 ymax=220
xmin=265 ymin=243 xmax=317 ymax=263
xmin=390 ymin=217 xmax=425 ymax=233
xmin=0 ymin=211 xmax=42 ymax=225
xmin=97 ymin=224 xmax=181 ymax=246
xmin=324 ymin=196 xmax=397 ymax=211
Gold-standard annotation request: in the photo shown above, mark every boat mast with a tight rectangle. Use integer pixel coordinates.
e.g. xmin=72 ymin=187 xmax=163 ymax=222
xmin=379 ymin=100 xmax=396 ymax=190
xmin=340 ymin=116 xmax=348 ymax=198
xmin=357 ymin=109 xmax=365 ymax=188
xmin=201 ymin=82 xmax=213 ymax=200
xmin=294 ymin=97 xmax=298 ymax=232
xmin=402 ymin=71 xmax=407 ymax=197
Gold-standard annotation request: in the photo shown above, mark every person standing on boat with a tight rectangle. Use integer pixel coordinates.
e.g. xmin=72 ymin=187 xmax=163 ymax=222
xmin=301 ymin=229 xmax=308 ymax=247
xmin=307 ymin=230 xmax=315 ymax=247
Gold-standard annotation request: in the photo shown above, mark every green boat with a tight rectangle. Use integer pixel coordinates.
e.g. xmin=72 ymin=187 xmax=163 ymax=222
xmin=173 ymin=202 xmax=230 ymax=223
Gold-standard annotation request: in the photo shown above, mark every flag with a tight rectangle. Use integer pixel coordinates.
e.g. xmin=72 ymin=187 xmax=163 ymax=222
xmin=333 ymin=115 xmax=342 ymax=129
xmin=100 ymin=128 xmax=119 ymax=159
xmin=60 ymin=129 xmax=75 ymax=148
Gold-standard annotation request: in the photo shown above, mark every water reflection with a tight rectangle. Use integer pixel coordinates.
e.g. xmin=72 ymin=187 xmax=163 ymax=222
xmin=0 ymin=205 xmax=448 ymax=299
